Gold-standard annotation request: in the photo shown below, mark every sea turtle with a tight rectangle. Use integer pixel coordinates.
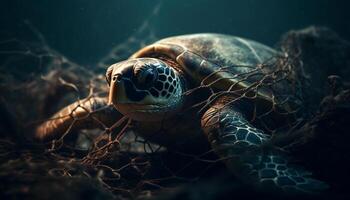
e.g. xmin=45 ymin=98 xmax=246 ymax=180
xmin=35 ymin=34 xmax=327 ymax=194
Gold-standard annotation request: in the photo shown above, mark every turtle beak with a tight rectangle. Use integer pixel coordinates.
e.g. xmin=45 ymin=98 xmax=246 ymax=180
xmin=108 ymin=74 xmax=121 ymax=105
xmin=108 ymin=74 xmax=129 ymax=106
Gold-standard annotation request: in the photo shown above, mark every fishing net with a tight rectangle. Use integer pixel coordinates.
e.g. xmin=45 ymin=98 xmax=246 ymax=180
xmin=0 ymin=7 xmax=341 ymax=199
xmin=185 ymin=51 xmax=307 ymax=135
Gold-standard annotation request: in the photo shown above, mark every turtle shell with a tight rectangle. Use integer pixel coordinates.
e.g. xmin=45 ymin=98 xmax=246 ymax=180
xmin=130 ymin=34 xmax=301 ymax=129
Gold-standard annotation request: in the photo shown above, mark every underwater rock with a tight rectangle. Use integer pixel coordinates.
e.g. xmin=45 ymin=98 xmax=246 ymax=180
xmin=278 ymin=26 xmax=350 ymax=111
xmin=274 ymin=26 xmax=350 ymax=197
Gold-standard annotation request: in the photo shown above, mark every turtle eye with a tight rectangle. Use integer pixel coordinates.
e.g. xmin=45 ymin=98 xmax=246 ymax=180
xmin=133 ymin=64 xmax=158 ymax=89
xmin=138 ymin=68 xmax=156 ymax=83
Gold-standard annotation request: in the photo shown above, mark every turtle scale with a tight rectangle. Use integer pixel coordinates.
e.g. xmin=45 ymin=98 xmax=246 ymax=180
xmin=132 ymin=33 xmax=276 ymax=80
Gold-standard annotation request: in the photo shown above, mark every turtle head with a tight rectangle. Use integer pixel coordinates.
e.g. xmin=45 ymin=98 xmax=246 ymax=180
xmin=106 ymin=58 xmax=184 ymax=121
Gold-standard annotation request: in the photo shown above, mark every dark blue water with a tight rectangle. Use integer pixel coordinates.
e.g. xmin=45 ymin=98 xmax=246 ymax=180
xmin=1 ymin=0 xmax=350 ymax=64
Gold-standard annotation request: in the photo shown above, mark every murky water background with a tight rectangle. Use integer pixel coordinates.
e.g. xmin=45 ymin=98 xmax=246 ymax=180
xmin=1 ymin=0 xmax=349 ymax=65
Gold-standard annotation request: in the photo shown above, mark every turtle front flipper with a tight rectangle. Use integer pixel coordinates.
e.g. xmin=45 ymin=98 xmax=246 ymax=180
xmin=35 ymin=96 xmax=123 ymax=141
xmin=201 ymin=103 xmax=328 ymax=195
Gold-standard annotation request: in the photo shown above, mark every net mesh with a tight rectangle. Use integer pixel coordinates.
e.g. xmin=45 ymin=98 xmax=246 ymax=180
xmin=0 ymin=5 xmax=310 ymax=198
